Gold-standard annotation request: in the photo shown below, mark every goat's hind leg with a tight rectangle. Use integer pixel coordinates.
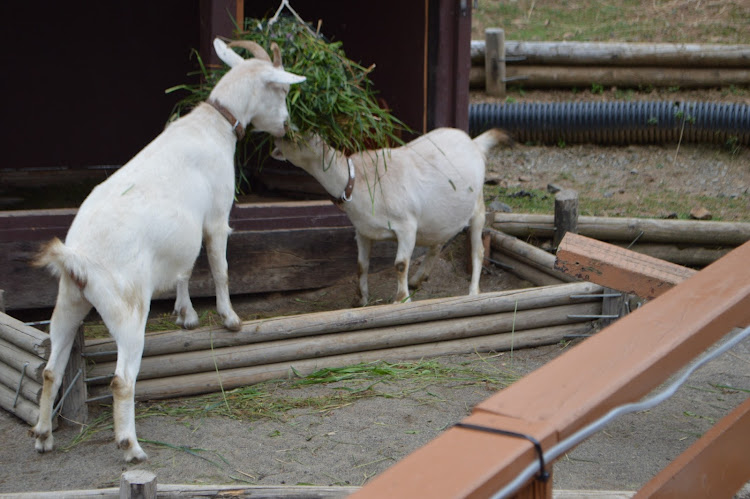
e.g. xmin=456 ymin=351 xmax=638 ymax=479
xmin=468 ymin=195 xmax=486 ymax=295
xmin=173 ymin=274 xmax=200 ymax=329
xmin=105 ymin=303 xmax=149 ymax=463
xmin=204 ymin=221 xmax=241 ymax=331
xmin=355 ymin=232 xmax=373 ymax=307
xmin=32 ymin=277 xmax=91 ymax=453
xmin=409 ymin=244 xmax=440 ymax=290
xmin=393 ymin=231 xmax=417 ymax=303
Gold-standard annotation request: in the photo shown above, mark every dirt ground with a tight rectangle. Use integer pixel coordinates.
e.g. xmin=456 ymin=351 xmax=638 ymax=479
xmin=1 ymin=253 xmax=748 ymax=496
xmin=2 ymin=87 xmax=750 ymax=496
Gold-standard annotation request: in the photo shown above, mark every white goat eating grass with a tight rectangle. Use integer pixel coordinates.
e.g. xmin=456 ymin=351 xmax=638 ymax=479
xmin=272 ymin=127 xmax=509 ymax=306
xmin=30 ymin=39 xmax=305 ymax=463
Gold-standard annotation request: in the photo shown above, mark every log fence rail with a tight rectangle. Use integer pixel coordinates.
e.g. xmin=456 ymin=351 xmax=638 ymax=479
xmin=474 ymin=30 xmax=750 ymax=93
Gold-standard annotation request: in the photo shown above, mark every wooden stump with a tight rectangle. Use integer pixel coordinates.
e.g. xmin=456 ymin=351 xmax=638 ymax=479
xmin=553 ymin=189 xmax=578 ymax=249
xmin=120 ymin=470 xmax=156 ymax=499
xmin=484 ymin=28 xmax=506 ymax=97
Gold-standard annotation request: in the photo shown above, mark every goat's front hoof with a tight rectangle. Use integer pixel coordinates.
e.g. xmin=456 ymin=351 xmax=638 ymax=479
xmin=32 ymin=428 xmax=54 ymax=453
xmin=125 ymin=449 xmax=148 ymax=463
xmin=223 ymin=312 xmax=242 ymax=332
xmin=393 ymin=293 xmax=412 ymax=304
xmin=119 ymin=438 xmax=148 ymax=463
xmin=175 ymin=307 xmax=200 ymax=330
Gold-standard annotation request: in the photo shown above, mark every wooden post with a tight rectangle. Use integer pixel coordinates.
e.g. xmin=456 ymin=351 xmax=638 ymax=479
xmin=600 ymin=287 xmax=628 ymax=326
xmin=60 ymin=327 xmax=87 ymax=424
xmin=0 ymin=290 xmax=5 ymax=313
xmin=120 ymin=470 xmax=157 ymax=499
xmin=484 ymin=28 xmax=505 ymax=97
xmin=553 ymin=189 xmax=578 ymax=249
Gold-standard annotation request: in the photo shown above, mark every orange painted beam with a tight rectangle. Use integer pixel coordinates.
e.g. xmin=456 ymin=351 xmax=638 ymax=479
xmin=634 ymin=396 xmax=750 ymax=498
xmin=554 ymin=232 xmax=696 ymax=299
xmin=352 ymin=241 xmax=750 ymax=499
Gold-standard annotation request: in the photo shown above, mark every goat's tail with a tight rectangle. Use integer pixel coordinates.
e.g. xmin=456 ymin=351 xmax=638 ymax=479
xmin=472 ymin=128 xmax=513 ymax=158
xmin=32 ymin=237 xmax=89 ymax=289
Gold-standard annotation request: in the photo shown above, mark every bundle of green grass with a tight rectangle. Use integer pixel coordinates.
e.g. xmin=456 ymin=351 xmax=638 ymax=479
xmin=168 ymin=15 xmax=407 ymax=167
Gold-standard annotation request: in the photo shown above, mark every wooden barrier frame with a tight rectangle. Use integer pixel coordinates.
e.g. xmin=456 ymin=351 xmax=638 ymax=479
xmin=352 ymin=239 xmax=750 ymax=498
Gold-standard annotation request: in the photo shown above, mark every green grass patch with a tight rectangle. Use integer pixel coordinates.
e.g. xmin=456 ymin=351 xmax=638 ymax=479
xmin=82 ymin=310 xmax=226 ymax=340
xmin=486 ymin=186 xmax=750 ymax=222
xmin=472 ymin=0 xmax=749 ymax=44
xmin=72 ymin=358 xmax=519 ymax=451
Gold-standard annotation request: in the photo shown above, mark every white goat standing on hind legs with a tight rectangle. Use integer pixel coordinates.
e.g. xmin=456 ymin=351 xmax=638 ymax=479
xmin=30 ymin=39 xmax=305 ymax=463
xmin=272 ymin=127 xmax=510 ymax=306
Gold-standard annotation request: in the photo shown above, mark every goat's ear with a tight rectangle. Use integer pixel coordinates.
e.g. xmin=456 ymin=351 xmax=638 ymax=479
xmin=265 ymin=69 xmax=306 ymax=85
xmin=213 ymin=38 xmax=244 ymax=68
xmin=270 ymin=146 xmax=287 ymax=161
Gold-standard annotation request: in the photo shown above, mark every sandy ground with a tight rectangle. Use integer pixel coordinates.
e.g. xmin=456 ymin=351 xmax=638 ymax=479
xmin=1 ymin=240 xmax=749 ymax=497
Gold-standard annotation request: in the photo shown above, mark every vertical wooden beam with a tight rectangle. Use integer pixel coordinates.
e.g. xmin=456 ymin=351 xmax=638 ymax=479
xmin=485 ymin=28 xmax=506 ymax=97
xmin=553 ymin=189 xmax=578 ymax=249
xmin=600 ymin=287 xmax=628 ymax=326
xmin=59 ymin=327 xmax=87 ymax=424
xmin=428 ymin=0 xmax=472 ymax=131
xmin=199 ymin=0 xmax=239 ymax=68
xmin=235 ymin=0 xmax=244 ymax=32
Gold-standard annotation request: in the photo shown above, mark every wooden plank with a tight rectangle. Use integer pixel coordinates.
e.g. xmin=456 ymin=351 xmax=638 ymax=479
xmin=1 ymin=227 xmax=395 ymax=311
xmin=492 ymin=213 xmax=750 ymax=246
xmin=634 ymin=396 xmax=750 ymax=499
xmin=554 ymin=232 xmax=696 ymax=299
xmin=0 ymin=201 xmax=391 ymax=311
xmin=351 ymin=241 xmax=750 ymax=498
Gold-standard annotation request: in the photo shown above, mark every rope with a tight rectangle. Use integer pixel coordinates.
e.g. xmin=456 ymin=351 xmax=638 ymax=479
xmin=268 ymin=0 xmax=316 ymax=36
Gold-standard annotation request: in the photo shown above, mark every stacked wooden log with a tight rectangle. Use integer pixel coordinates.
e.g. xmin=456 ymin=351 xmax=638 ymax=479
xmin=85 ymin=283 xmax=605 ymax=402
xmin=0 ymin=312 xmax=50 ymax=426
xmin=471 ymin=31 xmax=750 ymax=91
xmin=492 ymin=213 xmax=750 ymax=269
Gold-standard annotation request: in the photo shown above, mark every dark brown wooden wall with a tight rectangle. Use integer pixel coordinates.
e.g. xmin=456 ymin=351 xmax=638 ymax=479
xmin=0 ymin=1 xmax=200 ymax=170
xmin=0 ymin=0 xmax=469 ymax=174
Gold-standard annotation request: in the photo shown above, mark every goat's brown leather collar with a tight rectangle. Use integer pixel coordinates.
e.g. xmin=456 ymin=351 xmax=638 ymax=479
xmin=207 ymin=100 xmax=245 ymax=141
xmin=333 ymin=158 xmax=355 ymax=208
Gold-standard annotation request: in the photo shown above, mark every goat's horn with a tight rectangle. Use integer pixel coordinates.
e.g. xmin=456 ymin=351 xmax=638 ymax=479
xmin=227 ymin=40 xmax=271 ymax=62
xmin=270 ymin=42 xmax=282 ymax=68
